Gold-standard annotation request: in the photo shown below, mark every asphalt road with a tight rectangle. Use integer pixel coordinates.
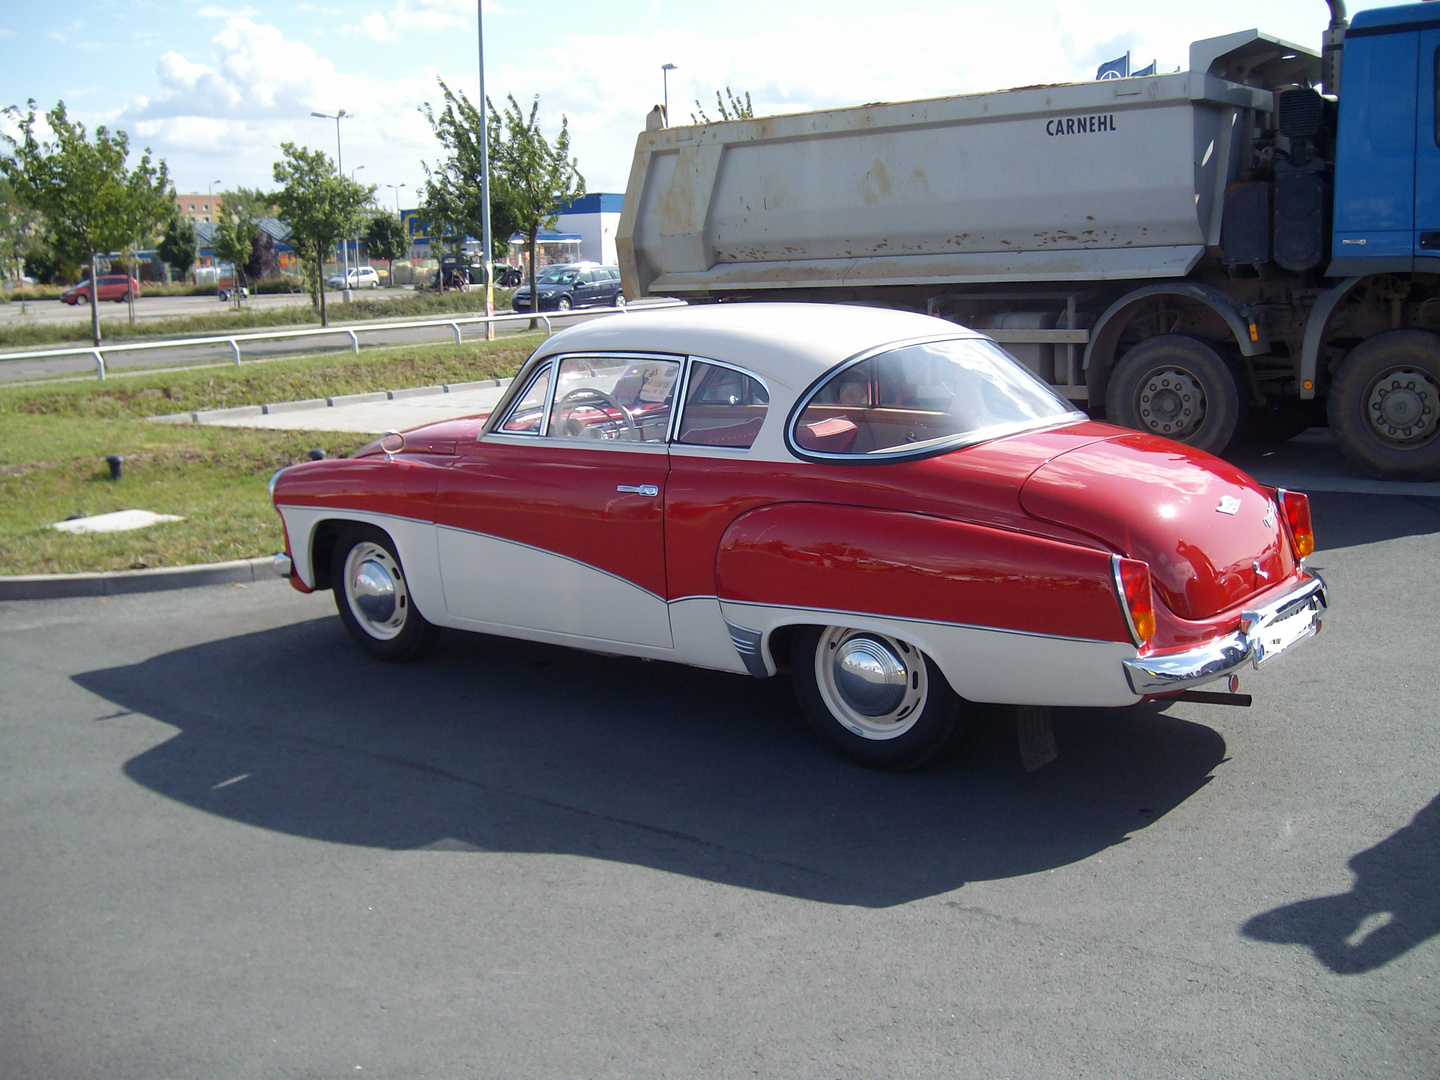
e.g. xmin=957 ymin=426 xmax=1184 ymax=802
xmin=1 ymin=490 xmax=1436 ymax=1079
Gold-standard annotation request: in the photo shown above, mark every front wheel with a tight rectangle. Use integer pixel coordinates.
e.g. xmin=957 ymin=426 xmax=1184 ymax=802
xmin=1327 ymin=329 xmax=1440 ymax=481
xmin=792 ymin=625 xmax=964 ymax=770
xmin=1105 ymin=334 xmax=1242 ymax=454
xmin=330 ymin=525 xmax=438 ymax=661
xmin=556 ymin=295 xmax=573 ymax=312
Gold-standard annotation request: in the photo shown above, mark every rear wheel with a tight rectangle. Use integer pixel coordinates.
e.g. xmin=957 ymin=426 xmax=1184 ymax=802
xmin=613 ymin=291 xmax=627 ymax=309
xmin=1105 ymin=334 xmax=1242 ymax=454
xmin=792 ymin=625 xmax=964 ymax=770
xmin=1327 ymin=329 xmax=1440 ymax=480
xmin=330 ymin=525 xmax=438 ymax=662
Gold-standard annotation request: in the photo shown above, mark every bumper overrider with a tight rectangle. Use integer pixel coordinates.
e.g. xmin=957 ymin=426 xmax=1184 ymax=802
xmin=1122 ymin=573 xmax=1327 ymax=696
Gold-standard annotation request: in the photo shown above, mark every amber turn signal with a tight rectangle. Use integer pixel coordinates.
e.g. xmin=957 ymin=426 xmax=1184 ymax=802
xmin=1278 ymin=489 xmax=1315 ymax=559
xmin=1113 ymin=556 xmax=1156 ymax=647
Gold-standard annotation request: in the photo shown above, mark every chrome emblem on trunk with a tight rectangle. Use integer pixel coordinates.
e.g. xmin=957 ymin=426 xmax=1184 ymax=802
xmin=1216 ymin=496 xmax=1241 ymax=515
xmin=1262 ymin=502 xmax=1276 ymax=529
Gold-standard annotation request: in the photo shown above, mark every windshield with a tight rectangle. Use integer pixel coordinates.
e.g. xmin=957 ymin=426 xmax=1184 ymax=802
xmin=791 ymin=336 xmax=1082 ymax=458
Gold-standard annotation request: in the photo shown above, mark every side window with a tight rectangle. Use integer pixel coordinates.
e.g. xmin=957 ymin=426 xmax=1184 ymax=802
xmin=498 ymin=363 xmax=552 ymax=434
xmin=549 ymin=356 xmax=681 ymax=443
xmin=677 ymin=361 xmax=770 ymax=449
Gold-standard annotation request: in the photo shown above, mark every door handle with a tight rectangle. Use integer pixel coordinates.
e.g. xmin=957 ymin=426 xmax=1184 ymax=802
xmin=616 ymin=484 xmax=659 ymax=497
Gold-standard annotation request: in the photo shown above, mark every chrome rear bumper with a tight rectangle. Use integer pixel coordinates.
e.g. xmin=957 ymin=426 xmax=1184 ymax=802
xmin=1122 ymin=573 xmax=1327 ymax=696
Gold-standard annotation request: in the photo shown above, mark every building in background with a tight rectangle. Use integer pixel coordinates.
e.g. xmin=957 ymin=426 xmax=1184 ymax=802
xmin=174 ymin=193 xmax=223 ymax=225
xmin=554 ymin=193 xmax=623 ymax=265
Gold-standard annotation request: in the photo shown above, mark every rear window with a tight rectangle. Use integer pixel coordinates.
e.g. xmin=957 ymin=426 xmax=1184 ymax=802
xmin=789 ymin=337 xmax=1079 ymax=459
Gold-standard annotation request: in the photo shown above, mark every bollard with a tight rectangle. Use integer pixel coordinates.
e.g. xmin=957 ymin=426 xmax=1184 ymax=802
xmin=93 ymin=350 xmax=106 ymax=381
xmin=307 ymin=448 xmax=325 ymax=461
xmin=230 ymin=339 xmax=241 ymax=365
xmin=105 ymin=455 xmax=123 ymax=480
xmin=346 ymin=329 xmax=359 ymax=354
xmin=451 ymin=322 xmax=462 ymax=345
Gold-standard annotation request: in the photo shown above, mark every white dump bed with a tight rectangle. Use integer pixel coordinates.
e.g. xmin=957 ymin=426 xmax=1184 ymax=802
xmin=618 ymin=42 xmax=1296 ymax=299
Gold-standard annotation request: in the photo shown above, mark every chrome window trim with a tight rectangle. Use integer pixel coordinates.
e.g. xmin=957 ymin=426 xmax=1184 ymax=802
xmin=539 ymin=350 xmax=688 ymax=442
xmin=486 ymin=360 xmax=554 ymax=438
xmin=673 ymin=355 xmax=772 ymax=449
xmin=784 ymin=332 xmax=1085 ymax=464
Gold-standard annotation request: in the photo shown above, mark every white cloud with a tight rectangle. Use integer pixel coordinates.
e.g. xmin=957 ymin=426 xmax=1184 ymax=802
xmin=360 ymin=12 xmax=390 ymax=41
xmin=0 ymin=28 xmax=15 ymax=39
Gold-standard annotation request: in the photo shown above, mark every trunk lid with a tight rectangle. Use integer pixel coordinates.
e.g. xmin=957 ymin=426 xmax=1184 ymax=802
xmin=1019 ymin=431 xmax=1295 ymax=620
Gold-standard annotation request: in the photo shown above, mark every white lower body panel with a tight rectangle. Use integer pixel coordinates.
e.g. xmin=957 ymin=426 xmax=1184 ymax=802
xmin=719 ymin=601 xmax=1141 ymax=708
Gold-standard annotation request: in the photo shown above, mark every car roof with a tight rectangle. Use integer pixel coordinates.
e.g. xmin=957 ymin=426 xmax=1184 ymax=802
xmin=530 ymin=302 xmax=980 ymax=392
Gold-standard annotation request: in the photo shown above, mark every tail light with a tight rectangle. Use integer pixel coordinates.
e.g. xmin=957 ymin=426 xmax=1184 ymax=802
xmin=1112 ymin=555 xmax=1156 ymax=647
xmin=1277 ymin=488 xmax=1315 ymax=559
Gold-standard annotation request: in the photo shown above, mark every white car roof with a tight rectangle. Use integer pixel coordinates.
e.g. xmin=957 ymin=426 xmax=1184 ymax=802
xmin=531 ymin=303 xmax=980 ymax=394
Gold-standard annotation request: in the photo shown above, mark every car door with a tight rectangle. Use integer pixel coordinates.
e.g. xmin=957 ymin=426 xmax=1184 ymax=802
xmin=433 ymin=353 xmax=682 ymax=648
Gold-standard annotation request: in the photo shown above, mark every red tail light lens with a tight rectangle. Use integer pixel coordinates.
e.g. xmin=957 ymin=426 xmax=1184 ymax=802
xmin=1113 ymin=556 xmax=1155 ymax=646
xmin=1278 ymin=489 xmax=1315 ymax=559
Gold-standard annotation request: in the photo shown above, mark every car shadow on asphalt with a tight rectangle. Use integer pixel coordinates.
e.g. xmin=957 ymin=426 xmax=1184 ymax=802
xmin=75 ymin=616 xmax=1226 ymax=908
xmin=1242 ymin=790 xmax=1440 ymax=974
xmin=1309 ymin=490 xmax=1440 ymax=551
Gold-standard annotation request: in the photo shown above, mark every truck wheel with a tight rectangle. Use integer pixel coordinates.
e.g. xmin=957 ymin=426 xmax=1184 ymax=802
xmin=792 ymin=625 xmax=964 ymax=771
xmin=1105 ymin=335 xmax=1242 ymax=454
xmin=331 ymin=525 xmax=439 ymax=662
xmin=1327 ymin=329 xmax=1440 ymax=481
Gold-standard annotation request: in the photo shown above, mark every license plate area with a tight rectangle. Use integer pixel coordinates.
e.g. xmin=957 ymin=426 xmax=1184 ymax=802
xmin=1251 ymin=593 xmax=1323 ymax=666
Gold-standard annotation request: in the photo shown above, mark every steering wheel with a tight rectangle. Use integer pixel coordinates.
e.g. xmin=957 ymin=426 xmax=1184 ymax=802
xmin=554 ymin=387 xmax=638 ymax=437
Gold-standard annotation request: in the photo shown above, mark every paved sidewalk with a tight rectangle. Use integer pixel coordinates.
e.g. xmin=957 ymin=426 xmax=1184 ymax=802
xmin=148 ymin=378 xmax=514 ymax=434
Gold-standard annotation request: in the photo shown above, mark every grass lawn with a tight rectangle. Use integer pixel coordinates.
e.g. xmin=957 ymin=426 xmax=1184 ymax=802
xmin=0 ymin=334 xmax=541 ymax=576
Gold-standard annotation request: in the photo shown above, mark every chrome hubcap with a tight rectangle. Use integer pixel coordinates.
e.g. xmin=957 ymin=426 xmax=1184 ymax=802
xmin=344 ymin=541 xmax=408 ymax=640
xmin=1366 ymin=367 xmax=1438 ymax=444
xmin=1136 ymin=368 xmax=1205 ymax=439
xmin=815 ymin=628 xmax=928 ymax=740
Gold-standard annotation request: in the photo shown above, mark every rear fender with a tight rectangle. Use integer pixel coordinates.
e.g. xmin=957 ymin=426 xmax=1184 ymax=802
xmin=715 ymin=502 xmax=1131 ymax=653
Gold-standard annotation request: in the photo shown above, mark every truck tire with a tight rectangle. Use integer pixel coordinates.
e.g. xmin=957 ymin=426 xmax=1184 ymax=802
xmin=1105 ymin=334 xmax=1242 ymax=454
xmin=1327 ymin=329 xmax=1440 ymax=481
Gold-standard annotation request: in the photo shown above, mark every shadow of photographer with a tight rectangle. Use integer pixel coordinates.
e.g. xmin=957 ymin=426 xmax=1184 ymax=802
xmin=75 ymin=616 xmax=1227 ymax=908
xmin=1243 ymin=791 xmax=1440 ymax=974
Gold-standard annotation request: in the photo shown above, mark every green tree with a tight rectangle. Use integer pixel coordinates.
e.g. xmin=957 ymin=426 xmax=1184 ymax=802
xmin=0 ymin=177 xmax=43 ymax=282
xmin=222 ymin=185 xmax=276 ymax=219
xmin=0 ymin=100 xmax=172 ymax=344
xmin=157 ymin=207 xmax=197 ymax=283
xmin=691 ymin=87 xmax=754 ymax=123
xmin=363 ymin=212 xmax=410 ymax=283
xmin=272 ymin=142 xmax=373 ymax=326
xmin=212 ymin=196 xmax=260 ymax=305
xmin=419 ymin=78 xmax=520 ymax=272
xmin=489 ymin=93 xmax=585 ymax=303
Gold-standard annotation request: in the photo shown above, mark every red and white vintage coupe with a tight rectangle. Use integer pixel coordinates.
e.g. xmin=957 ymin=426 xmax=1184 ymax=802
xmin=270 ymin=304 xmax=1326 ymax=769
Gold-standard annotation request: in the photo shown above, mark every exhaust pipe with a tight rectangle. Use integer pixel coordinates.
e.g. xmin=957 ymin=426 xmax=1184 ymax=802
xmin=1321 ymin=0 xmax=1348 ymax=96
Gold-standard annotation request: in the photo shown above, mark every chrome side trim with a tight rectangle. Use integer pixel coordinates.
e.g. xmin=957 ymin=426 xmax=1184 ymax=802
xmin=724 ymin=620 xmax=770 ymax=679
xmin=1123 ymin=573 xmax=1327 ymax=695
xmin=720 ymin=597 xmax=1117 ymax=645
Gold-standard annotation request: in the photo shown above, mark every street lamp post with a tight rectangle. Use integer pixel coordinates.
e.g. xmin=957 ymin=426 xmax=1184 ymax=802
xmin=479 ymin=1 xmax=495 ymax=338
xmin=351 ymin=166 xmax=365 ymax=278
xmin=311 ymin=110 xmax=349 ymax=290
xmin=662 ymin=63 xmax=677 ymax=124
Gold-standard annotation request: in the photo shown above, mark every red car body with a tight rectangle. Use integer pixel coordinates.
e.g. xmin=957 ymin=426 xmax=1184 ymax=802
xmin=270 ymin=304 xmax=1325 ymax=769
xmin=61 ymin=274 xmax=140 ymax=304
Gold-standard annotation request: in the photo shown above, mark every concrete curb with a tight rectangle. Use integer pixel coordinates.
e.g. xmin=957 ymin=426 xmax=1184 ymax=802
xmin=0 ymin=556 xmax=282 ymax=601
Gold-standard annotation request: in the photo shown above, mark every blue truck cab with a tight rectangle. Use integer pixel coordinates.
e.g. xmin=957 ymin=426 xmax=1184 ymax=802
xmin=1331 ymin=2 xmax=1440 ymax=274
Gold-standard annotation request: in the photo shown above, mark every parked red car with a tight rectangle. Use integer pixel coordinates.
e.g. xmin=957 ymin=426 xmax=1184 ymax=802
xmin=269 ymin=304 xmax=1326 ymax=770
xmin=60 ymin=274 xmax=140 ymax=304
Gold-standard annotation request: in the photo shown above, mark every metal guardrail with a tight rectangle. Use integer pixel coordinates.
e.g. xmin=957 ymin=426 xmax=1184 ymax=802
xmin=0 ymin=306 xmax=681 ymax=381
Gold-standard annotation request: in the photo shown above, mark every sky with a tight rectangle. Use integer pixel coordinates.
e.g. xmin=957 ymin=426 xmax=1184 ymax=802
xmin=0 ymin=0 xmax=1399 ymax=210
